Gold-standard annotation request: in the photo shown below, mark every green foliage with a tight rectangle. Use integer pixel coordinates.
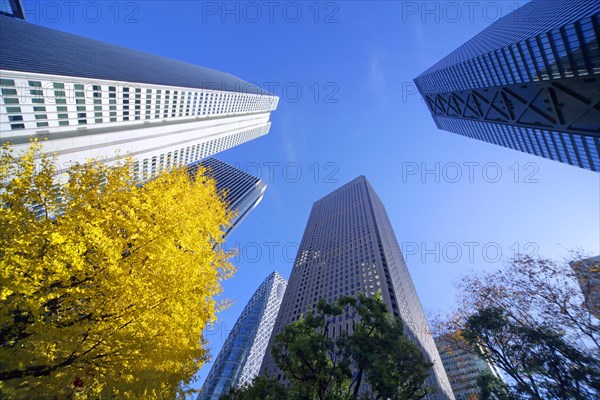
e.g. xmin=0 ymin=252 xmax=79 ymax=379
xmin=476 ymin=371 xmax=514 ymax=400
xmin=224 ymin=293 xmax=433 ymax=400
xmin=464 ymin=306 xmax=600 ymax=399
xmin=272 ymin=305 xmax=351 ymax=400
xmin=436 ymin=253 xmax=600 ymax=400
xmin=335 ymin=294 xmax=432 ymax=400
xmin=219 ymin=376 xmax=288 ymax=400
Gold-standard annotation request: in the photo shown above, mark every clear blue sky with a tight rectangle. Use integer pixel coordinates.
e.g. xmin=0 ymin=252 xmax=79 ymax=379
xmin=24 ymin=0 xmax=600 ymax=394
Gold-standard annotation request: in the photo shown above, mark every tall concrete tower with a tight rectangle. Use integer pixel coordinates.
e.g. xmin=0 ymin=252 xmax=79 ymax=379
xmin=260 ymin=177 xmax=454 ymax=399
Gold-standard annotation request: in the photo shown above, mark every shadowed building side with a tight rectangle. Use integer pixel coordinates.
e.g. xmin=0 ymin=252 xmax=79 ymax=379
xmin=188 ymin=158 xmax=266 ymax=236
xmin=414 ymin=0 xmax=600 ymax=172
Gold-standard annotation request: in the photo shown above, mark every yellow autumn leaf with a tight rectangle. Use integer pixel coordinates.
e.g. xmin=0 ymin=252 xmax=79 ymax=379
xmin=0 ymin=143 xmax=236 ymax=399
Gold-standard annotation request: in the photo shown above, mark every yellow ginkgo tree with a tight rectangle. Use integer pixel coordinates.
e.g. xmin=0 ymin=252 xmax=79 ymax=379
xmin=0 ymin=143 xmax=235 ymax=399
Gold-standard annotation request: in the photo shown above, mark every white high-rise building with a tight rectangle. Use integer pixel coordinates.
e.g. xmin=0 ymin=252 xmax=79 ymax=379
xmin=0 ymin=17 xmax=278 ymax=178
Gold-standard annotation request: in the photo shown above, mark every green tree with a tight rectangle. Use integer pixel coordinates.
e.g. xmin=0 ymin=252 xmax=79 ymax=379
xmin=0 ymin=143 xmax=235 ymax=399
xmin=434 ymin=254 xmax=600 ymax=399
xmin=476 ymin=371 xmax=514 ymax=400
xmin=463 ymin=306 xmax=599 ymax=399
xmin=219 ymin=376 xmax=289 ymax=400
xmin=224 ymin=293 xmax=433 ymax=400
xmin=335 ymin=295 xmax=432 ymax=400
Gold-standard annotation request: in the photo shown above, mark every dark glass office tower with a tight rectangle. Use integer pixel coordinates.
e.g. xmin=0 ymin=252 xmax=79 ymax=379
xmin=198 ymin=272 xmax=287 ymax=400
xmin=260 ymin=177 xmax=454 ymax=399
xmin=189 ymin=158 xmax=266 ymax=236
xmin=414 ymin=0 xmax=600 ymax=172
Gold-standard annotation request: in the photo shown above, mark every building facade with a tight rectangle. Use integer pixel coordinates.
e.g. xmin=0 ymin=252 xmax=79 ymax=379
xmin=0 ymin=0 xmax=24 ymax=19
xmin=198 ymin=272 xmax=287 ymax=400
xmin=0 ymin=17 xmax=278 ymax=178
xmin=259 ymin=176 xmax=454 ymax=399
xmin=414 ymin=0 xmax=600 ymax=172
xmin=189 ymin=158 xmax=266 ymax=235
xmin=571 ymin=255 xmax=600 ymax=318
xmin=435 ymin=335 xmax=501 ymax=400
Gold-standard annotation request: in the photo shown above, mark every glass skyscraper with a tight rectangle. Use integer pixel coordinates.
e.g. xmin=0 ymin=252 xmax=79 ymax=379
xmin=198 ymin=272 xmax=287 ymax=400
xmin=414 ymin=0 xmax=599 ymax=172
xmin=435 ymin=335 xmax=501 ymax=400
xmin=0 ymin=17 xmax=278 ymax=178
xmin=189 ymin=158 xmax=267 ymax=236
xmin=259 ymin=176 xmax=455 ymax=399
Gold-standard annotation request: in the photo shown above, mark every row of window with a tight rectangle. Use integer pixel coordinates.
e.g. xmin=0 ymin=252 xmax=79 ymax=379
xmin=437 ymin=116 xmax=599 ymax=172
xmin=0 ymin=77 xmax=278 ymax=133
xmin=131 ymin=124 xmax=269 ymax=181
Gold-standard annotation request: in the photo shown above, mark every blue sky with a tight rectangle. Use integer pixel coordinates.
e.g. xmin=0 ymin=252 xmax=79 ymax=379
xmin=24 ymin=0 xmax=600 ymax=394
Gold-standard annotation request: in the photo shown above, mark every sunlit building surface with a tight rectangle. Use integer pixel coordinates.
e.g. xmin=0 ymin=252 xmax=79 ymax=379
xmin=435 ymin=335 xmax=501 ymax=400
xmin=414 ymin=0 xmax=600 ymax=171
xmin=198 ymin=272 xmax=287 ymax=400
xmin=571 ymin=255 xmax=600 ymax=318
xmin=0 ymin=17 xmax=278 ymax=178
xmin=259 ymin=176 xmax=455 ymax=399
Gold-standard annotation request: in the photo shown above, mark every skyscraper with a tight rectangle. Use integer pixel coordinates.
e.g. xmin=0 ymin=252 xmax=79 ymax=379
xmin=435 ymin=335 xmax=501 ymax=400
xmin=414 ymin=0 xmax=599 ymax=172
xmin=259 ymin=176 xmax=454 ymax=399
xmin=570 ymin=255 xmax=600 ymax=318
xmin=198 ymin=271 xmax=287 ymax=400
xmin=0 ymin=17 xmax=278 ymax=178
xmin=189 ymin=158 xmax=267 ymax=236
xmin=0 ymin=0 xmax=24 ymax=19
